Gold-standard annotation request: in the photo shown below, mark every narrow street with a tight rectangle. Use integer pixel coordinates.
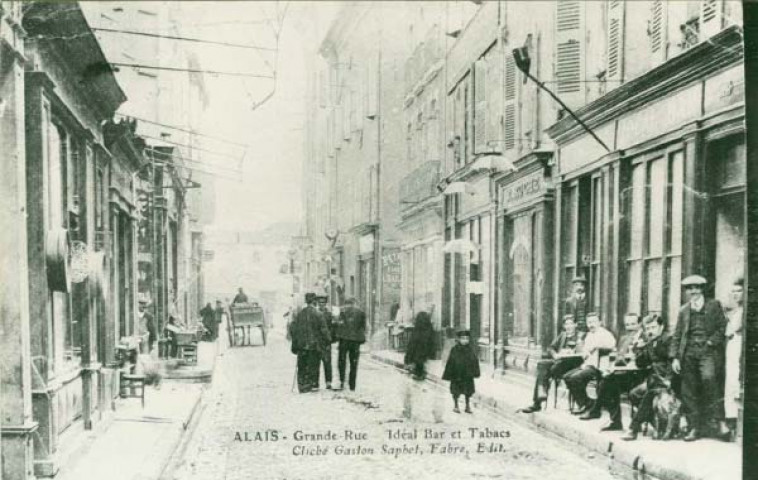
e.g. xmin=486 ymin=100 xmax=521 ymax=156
xmin=170 ymin=331 xmax=628 ymax=480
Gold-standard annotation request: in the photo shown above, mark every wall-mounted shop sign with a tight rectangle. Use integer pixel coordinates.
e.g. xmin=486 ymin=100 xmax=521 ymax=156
xmin=499 ymin=170 xmax=545 ymax=211
xmin=359 ymin=233 xmax=374 ymax=254
xmin=382 ymin=250 xmax=402 ymax=291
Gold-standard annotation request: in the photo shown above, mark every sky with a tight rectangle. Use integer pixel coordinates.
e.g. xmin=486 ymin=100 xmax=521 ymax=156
xmin=83 ymin=1 xmax=342 ymax=232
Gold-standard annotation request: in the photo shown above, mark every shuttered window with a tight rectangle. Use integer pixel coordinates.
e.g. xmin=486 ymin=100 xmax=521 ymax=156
xmin=699 ymin=0 xmax=723 ymax=39
xmin=606 ymin=0 xmax=625 ymax=83
xmin=474 ymin=59 xmax=487 ymax=154
xmin=504 ymin=55 xmax=516 ymax=151
xmin=555 ymin=0 xmax=584 ymax=108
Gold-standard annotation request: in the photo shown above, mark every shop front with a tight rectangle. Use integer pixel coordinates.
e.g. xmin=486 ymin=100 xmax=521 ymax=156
xmin=547 ymin=26 xmax=745 ymax=337
xmin=495 ymin=152 xmax=554 ymax=374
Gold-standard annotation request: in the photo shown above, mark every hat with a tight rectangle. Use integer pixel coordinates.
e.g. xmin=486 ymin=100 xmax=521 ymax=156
xmin=571 ymin=276 xmax=587 ymax=284
xmin=456 ymin=329 xmax=471 ymax=337
xmin=138 ymin=299 xmax=148 ymax=306
xmin=315 ymin=295 xmax=329 ymax=302
xmin=681 ymin=275 xmax=707 ymax=286
xmin=304 ymin=292 xmax=317 ymax=303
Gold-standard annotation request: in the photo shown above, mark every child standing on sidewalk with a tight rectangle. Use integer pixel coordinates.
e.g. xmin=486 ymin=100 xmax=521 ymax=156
xmin=442 ymin=330 xmax=480 ymax=413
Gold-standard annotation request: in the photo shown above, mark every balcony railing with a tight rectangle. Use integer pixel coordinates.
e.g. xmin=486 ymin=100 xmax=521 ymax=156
xmin=399 ymin=160 xmax=440 ymax=207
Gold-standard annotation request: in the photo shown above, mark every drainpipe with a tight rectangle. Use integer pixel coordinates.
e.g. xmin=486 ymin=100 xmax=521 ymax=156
xmin=373 ymin=46 xmax=383 ymax=338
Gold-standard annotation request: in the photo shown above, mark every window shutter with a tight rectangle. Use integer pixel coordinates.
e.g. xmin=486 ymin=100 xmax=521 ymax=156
xmin=473 ymin=59 xmax=487 ymax=154
xmin=365 ymin=56 xmax=378 ymax=118
xmin=343 ymin=96 xmax=350 ymax=140
xmin=504 ymin=54 xmax=516 ymax=152
xmin=699 ymin=0 xmax=723 ymax=40
xmin=606 ymin=0 xmax=625 ymax=84
xmin=555 ymin=0 xmax=584 ymax=108
xmin=318 ymin=71 xmax=328 ymax=108
xmin=487 ymin=52 xmax=502 ymax=154
xmin=649 ymin=0 xmax=667 ymax=64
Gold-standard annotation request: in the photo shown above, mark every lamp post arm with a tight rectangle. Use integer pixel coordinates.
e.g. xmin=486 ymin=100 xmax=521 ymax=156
xmin=523 ymin=71 xmax=611 ymax=153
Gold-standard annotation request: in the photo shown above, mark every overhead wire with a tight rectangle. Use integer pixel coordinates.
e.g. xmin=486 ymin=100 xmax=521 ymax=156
xmin=110 ymin=62 xmax=274 ymax=79
xmin=143 ymin=148 xmax=242 ymax=175
xmin=114 ymin=113 xmax=248 ymax=147
xmin=92 ymin=26 xmax=277 ymax=51
xmin=139 ymin=134 xmax=244 ymax=160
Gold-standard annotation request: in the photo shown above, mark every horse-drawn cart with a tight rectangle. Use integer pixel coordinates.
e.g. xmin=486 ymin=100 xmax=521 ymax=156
xmin=228 ymin=302 xmax=267 ymax=347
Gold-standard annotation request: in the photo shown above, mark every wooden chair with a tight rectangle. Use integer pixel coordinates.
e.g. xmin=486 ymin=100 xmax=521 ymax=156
xmin=120 ymin=371 xmax=146 ymax=408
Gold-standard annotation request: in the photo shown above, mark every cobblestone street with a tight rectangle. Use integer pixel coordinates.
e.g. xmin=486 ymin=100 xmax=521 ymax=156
xmin=169 ymin=333 xmax=629 ymax=480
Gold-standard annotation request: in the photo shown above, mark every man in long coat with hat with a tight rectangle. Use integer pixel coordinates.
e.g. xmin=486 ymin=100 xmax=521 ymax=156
xmin=670 ymin=274 xmax=730 ymax=441
xmin=290 ymin=293 xmax=331 ymax=393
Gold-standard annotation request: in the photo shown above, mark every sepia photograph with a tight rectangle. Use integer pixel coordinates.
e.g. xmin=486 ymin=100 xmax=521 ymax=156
xmin=0 ymin=1 xmax=751 ymax=480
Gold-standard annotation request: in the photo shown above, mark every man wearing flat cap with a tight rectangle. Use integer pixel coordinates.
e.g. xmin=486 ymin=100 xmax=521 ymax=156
xmin=564 ymin=276 xmax=589 ymax=333
xmin=290 ymin=293 xmax=331 ymax=393
xmin=670 ymin=274 xmax=730 ymax=441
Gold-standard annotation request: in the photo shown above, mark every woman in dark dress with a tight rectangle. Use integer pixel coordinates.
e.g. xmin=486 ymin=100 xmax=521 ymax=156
xmin=404 ymin=312 xmax=436 ymax=380
xmin=442 ymin=330 xmax=480 ymax=413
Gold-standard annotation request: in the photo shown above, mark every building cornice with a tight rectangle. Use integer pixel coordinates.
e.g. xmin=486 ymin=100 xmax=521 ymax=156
xmin=546 ymin=25 xmax=743 ymax=146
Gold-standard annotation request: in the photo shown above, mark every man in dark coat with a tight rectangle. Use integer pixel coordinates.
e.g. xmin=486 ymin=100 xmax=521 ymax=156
xmin=335 ymin=297 xmax=367 ymax=391
xmin=404 ymin=312 xmax=436 ymax=380
xmin=520 ymin=315 xmax=585 ymax=413
xmin=623 ymin=314 xmax=673 ymax=440
xmin=200 ymin=303 xmax=216 ymax=340
xmin=290 ymin=293 xmax=331 ymax=393
xmin=443 ymin=330 xmax=480 ymax=413
xmin=669 ymin=275 xmax=730 ymax=441
xmin=316 ymin=295 xmax=336 ymax=389
xmin=232 ymin=288 xmax=248 ymax=305
xmin=564 ymin=276 xmax=589 ymax=332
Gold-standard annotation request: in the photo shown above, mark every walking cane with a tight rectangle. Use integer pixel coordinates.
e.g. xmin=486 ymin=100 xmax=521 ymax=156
xmin=292 ymin=362 xmax=298 ymax=393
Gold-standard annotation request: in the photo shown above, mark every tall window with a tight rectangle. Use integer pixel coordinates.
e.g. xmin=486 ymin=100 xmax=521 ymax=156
xmin=626 ymin=150 xmax=684 ymax=328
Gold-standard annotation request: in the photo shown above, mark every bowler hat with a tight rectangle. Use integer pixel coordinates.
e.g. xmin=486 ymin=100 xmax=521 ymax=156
xmin=681 ymin=275 xmax=707 ymax=286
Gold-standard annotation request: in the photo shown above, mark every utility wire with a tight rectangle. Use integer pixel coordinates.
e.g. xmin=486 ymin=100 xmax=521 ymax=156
xmin=140 ymin=134 xmax=243 ymax=160
xmin=92 ymin=27 xmax=277 ymax=51
xmin=143 ymin=148 xmax=241 ymax=175
xmin=110 ymin=62 xmax=274 ymax=79
xmin=115 ymin=113 xmax=248 ymax=147
xmin=146 ymin=149 xmax=242 ymax=181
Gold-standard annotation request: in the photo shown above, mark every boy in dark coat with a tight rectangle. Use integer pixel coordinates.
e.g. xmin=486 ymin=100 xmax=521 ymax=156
xmin=442 ymin=330 xmax=480 ymax=413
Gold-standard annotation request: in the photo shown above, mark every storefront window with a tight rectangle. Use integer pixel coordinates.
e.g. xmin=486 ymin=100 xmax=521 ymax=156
xmin=626 ymin=150 xmax=684 ymax=329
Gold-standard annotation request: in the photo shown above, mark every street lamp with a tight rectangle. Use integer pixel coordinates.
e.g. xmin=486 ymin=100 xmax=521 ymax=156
xmin=512 ymin=43 xmax=611 ymax=153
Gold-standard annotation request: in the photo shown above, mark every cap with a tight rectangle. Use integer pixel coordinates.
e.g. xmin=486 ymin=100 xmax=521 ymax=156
xmin=138 ymin=299 xmax=148 ymax=306
xmin=562 ymin=314 xmax=576 ymax=322
xmin=681 ymin=275 xmax=707 ymax=286
xmin=456 ymin=329 xmax=471 ymax=337
xmin=571 ymin=276 xmax=587 ymax=284
xmin=304 ymin=292 xmax=317 ymax=303
xmin=315 ymin=295 xmax=329 ymax=302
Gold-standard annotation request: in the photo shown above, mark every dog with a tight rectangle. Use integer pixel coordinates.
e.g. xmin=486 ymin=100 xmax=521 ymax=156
xmin=651 ymin=376 xmax=682 ymax=440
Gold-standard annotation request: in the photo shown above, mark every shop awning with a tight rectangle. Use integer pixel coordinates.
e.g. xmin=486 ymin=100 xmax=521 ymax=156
xmin=470 ymin=153 xmax=518 ymax=173
xmin=442 ymin=239 xmax=480 ymax=254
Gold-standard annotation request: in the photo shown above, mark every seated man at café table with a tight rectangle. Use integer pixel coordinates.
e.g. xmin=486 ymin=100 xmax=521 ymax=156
xmin=564 ymin=313 xmax=616 ymax=415
xmin=580 ymin=313 xmax=647 ymax=430
xmin=623 ymin=313 xmax=673 ymax=441
xmin=519 ymin=315 xmax=586 ymax=413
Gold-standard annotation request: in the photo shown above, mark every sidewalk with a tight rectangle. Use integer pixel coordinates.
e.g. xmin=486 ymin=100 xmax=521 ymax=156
xmin=371 ymin=349 xmax=741 ymax=480
xmin=55 ymin=340 xmax=220 ymax=480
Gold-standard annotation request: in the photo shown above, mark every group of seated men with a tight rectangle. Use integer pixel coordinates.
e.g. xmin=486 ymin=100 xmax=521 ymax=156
xmin=519 ymin=274 xmax=738 ymax=443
